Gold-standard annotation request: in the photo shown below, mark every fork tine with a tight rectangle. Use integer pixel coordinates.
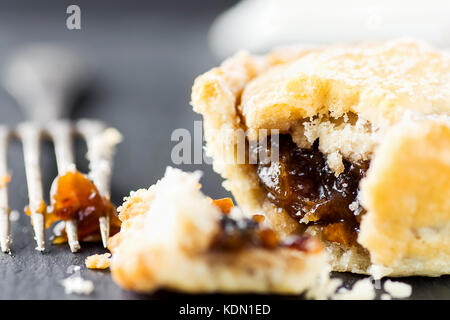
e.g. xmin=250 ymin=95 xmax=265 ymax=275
xmin=76 ymin=119 xmax=122 ymax=248
xmin=16 ymin=123 xmax=45 ymax=251
xmin=31 ymin=213 xmax=45 ymax=251
xmin=47 ymin=120 xmax=80 ymax=253
xmin=47 ymin=120 xmax=75 ymax=174
xmin=65 ymin=219 xmax=80 ymax=253
xmin=76 ymin=120 xmax=109 ymax=247
xmin=0 ymin=126 xmax=10 ymax=253
xmin=98 ymin=216 xmax=109 ymax=248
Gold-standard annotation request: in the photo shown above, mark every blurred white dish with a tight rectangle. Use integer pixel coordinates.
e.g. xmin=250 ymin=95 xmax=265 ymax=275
xmin=209 ymin=0 xmax=450 ymax=58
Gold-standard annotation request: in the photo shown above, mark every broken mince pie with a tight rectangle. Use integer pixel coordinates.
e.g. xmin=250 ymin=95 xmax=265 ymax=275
xmin=107 ymin=167 xmax=328 ymax=294
xmin=191 ymin=39 xmax=450 ymax=276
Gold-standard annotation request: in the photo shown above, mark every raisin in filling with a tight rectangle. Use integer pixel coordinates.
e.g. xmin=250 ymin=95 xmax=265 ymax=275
xmin=256 ymin=135 xmax=369 ymax=247
xmin=211 ymin=215 xmax=277 ymax=250
xmin=210 ymin=215 xmax=318 ymax=252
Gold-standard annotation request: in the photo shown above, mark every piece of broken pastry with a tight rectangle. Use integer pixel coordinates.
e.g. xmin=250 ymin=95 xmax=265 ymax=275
xmin=107 ymin=167 xmax=330 ymax=295
xmin=191 ymin=39 xmax=450 ymax=277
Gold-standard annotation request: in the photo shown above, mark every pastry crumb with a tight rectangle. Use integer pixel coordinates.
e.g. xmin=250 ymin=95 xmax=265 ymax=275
xmin=384 ymin=280 xmax=412 ymax=299
xmin=348 ymin=201 xmax=358 ymax=211
xmin=66 ymin=265 xmax=81 ymax=274
xmin=60 ymin=275 xmax=94 ymax=295
xmin=380 ymin=293 xmax=392 ymax=300
xmin=0 ymin=174 xmax=10 ymax=189
xmin=306 ymin=276 xmax=341 ymax=300
xmin=9 ymin=210 xmax=20 ymax=222
xmin=332 ymin=278 xmax=376 ymax=300
xmin=85 ymin=253 xmax=111 ymax=269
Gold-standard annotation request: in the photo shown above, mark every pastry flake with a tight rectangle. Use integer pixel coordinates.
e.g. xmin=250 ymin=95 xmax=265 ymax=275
xmin=108 ymin=167 xmax=329 ymax=294
xmin=191 ymin=39 xmax=450 ymax=276
xmin=85 ymin=253 xmax=111 ymax=269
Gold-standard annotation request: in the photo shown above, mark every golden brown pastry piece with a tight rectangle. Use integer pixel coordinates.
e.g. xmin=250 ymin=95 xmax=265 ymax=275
xmin=191 ymin=39 xmax=450 ymax=277
xmin=108 ymin=167 xmax=329 ymax=294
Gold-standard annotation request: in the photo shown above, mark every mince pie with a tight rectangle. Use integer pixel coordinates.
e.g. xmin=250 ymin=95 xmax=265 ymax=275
xmin=191 ymin=39 xmax=450 ymax=276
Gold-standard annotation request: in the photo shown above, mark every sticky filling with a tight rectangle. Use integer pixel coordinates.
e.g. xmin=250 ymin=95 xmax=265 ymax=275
xmin=255 ymin=134 xmax=370 ymax=247
xmin=210 ymin=198 xmax=321 ymax=253
xmin=27 ymin=169 xmax=122 ymax=243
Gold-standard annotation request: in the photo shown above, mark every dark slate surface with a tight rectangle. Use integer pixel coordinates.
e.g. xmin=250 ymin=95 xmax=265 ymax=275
xmin=0 ymin=0 xmax=447 ymax=300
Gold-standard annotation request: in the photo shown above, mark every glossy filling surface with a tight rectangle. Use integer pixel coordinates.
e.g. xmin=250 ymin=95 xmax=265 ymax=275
xmin=47 ymin=170 xmax=121 ymax=241
xmin=256 ymin=135 xmax=369 ymax=247
xmin=210 ymin=198 xmax=321 ymax=253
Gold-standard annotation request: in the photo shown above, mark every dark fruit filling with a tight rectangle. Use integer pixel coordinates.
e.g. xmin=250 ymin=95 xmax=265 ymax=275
xmin=210 ymin=214 xmax=320 ymax=252
xmin=211 ymin=215 xmax=277 ymax=250
xmin=256 ymin=135 xmax=369 ymax=247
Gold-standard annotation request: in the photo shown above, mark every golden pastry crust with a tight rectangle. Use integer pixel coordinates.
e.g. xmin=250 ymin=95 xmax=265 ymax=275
xmin=85 ymin=253 xmax=111 ymax=269
xmin=108 ymin=167 xmax=328 ymax=294
xmin=191 ymin=39 xmax=450 ymax=277
xmin=359 ymin=118 xmax=450 ymax=276
xmin=240 ymin=40 xmax=450 ymax=132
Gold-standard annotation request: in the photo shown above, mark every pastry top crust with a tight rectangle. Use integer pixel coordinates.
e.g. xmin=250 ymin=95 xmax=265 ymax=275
xmin=240 ymin=39 xmax=450 ymax=131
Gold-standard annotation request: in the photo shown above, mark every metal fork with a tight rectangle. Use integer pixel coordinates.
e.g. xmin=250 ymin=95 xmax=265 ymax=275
xmin=1 ymin=45 xmax=121 ymax=253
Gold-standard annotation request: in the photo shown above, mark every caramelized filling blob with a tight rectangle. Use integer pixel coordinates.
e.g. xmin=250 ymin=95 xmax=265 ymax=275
xmin=46 ymin=170 xmax=120 ymax=241
xmin=256 ymin=135 xmax=369 ymax=247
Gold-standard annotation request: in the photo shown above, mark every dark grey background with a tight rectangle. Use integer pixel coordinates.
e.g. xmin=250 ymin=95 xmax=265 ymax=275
xmin=0 ymin=0 xmax=447 ymax=300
